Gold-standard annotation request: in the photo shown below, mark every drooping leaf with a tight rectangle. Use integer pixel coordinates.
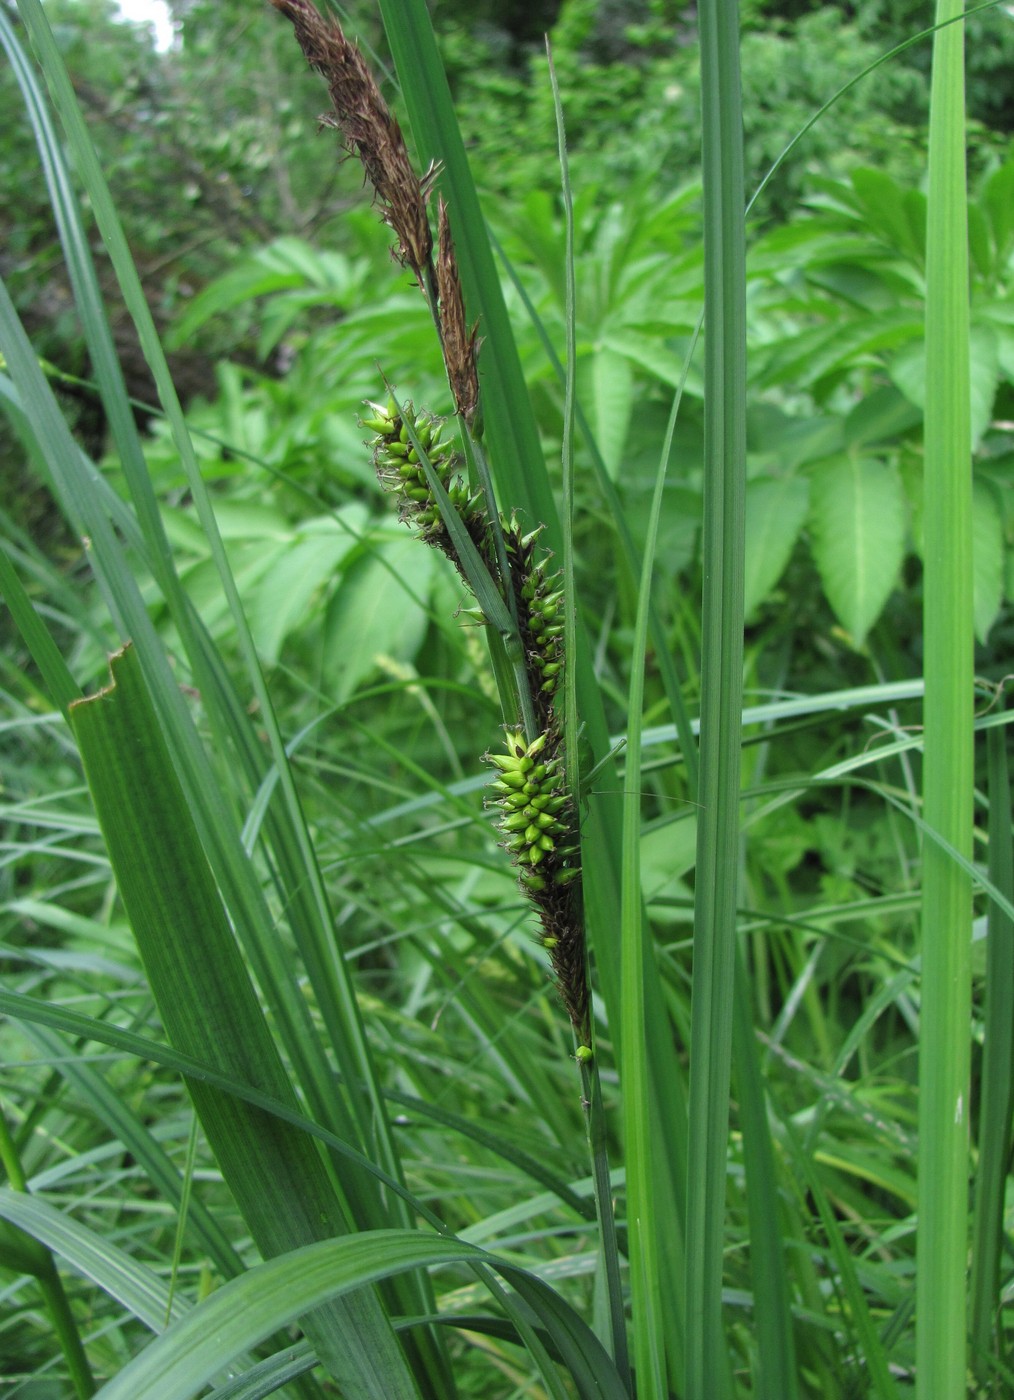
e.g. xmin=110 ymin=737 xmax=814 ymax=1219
xmin=84 ymin=1230 xmax=632 ymax=1400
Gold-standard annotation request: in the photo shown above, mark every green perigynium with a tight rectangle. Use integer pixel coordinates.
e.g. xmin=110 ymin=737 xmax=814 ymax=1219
xmin=363 ymin=397 xmax=485 ymax=553
xmin=486 ymin=729 xmax=576 ymax=881
xmin=486 ymin=728 xmax=587 ymax=1039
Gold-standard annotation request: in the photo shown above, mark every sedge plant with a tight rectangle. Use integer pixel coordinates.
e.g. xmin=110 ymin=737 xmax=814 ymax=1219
xmin=2 ymin=0 xmax=1012 ymax=1395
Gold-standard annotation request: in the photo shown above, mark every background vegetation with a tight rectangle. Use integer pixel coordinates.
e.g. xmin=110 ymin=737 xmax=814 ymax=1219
xmin=1 ymin=0 xmax=1013 ymax=1395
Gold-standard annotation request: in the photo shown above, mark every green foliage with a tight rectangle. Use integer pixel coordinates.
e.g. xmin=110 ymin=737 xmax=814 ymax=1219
xmin=83 ymin=146 xmax=1014 ymax=982
xmin=439 ymin=0 xmax=934 ymax=218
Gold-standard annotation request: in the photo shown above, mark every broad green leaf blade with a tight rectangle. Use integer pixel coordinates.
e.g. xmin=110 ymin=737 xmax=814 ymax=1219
xmin=808 ymin=456 xmax=906 ymax=645
xmin=206 ymin=1344 xmax=317 ymax=1400
xmin=68 ymin=644 xmax=420 ymax=1400
xmin=842 ymin=385 xmax=922 ymax=451
xmin=247 ymin=516 xmax=363 ymax=665
xmin=743 ymin=477 xmax=809 ymax=620
xmin=87 ymin=1231 xmax=631 ymax=1400
xmin=971 ymin=478 xmax=1003 ymax=643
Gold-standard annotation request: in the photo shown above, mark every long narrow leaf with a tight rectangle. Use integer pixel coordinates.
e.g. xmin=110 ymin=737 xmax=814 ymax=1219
xmin=685 ymin=0 xmax=749 ymax=1394
xmin=916 ymin=2 xmax=974 ymax=1395
xmin=82 ymin=1231 xmax=630 ymax=1400
xmin=970 ymin=717 xmax=1014 ymax=1381
xmin=68 ymin=644 xmax=421 ymax=1399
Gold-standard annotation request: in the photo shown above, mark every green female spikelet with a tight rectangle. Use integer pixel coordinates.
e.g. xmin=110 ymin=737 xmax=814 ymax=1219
xmin=487 ymin=728 xmax=586 ymax=1039
xmin=364 ymin=397 xmax=486 ymax=555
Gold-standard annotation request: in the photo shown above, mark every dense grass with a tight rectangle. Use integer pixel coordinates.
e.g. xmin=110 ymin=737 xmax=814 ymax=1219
xmin=1 ymin=0 xmax=1013 ymax=1397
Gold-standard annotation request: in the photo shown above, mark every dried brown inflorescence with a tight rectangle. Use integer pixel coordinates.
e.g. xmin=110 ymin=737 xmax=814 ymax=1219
xmin=270 ymin=0 xmax=432 ymax=276
xmin=436 ymin=198 xmax=481 ymax=425
xmin=272 ymin=0 xmax=482 ymax=432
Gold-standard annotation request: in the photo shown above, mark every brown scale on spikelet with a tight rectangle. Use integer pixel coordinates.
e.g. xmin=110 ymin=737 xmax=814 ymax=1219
xmin=435 ymin=198 xmax=481 ymax=426
xmin=500 ymin=515 xmax=566 ymax=734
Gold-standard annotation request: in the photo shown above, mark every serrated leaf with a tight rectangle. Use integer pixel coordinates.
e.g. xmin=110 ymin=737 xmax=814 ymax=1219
xmin=323 ymin=536 xmax=433 ymax=700
xmin=809 ymin=456 xmax=906 ymax=646
xmin=843 ymin=386 xmax=922 ymax=451
xmin=743 ymin=477 xmax=809 ymax=619
xmin=587 ymin=347 xmax=633 ymax=479
xmin=251 ymin=510 xmax=367 ymax=664
xmin=972 ymin=479 xmax=1003 ymax=643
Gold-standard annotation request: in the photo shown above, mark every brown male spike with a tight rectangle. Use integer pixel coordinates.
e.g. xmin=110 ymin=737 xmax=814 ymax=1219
xmin=269 ymin=0 xmax=432 ymax=277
